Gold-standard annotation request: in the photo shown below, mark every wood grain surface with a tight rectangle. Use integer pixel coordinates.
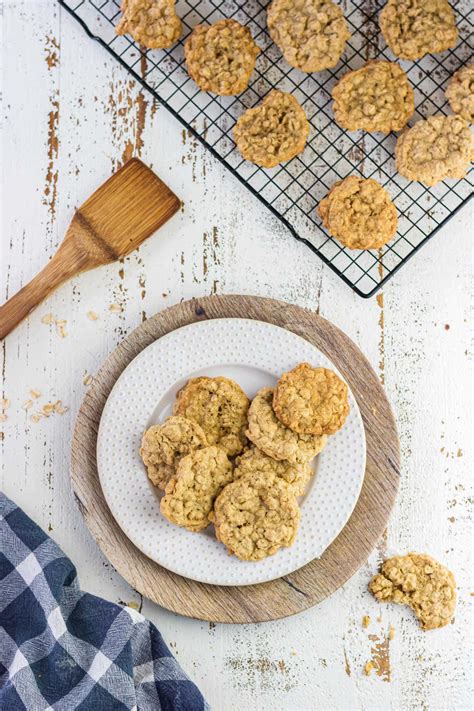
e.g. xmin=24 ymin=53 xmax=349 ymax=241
xmin=71 ymin=295 xmax=400 ymax=623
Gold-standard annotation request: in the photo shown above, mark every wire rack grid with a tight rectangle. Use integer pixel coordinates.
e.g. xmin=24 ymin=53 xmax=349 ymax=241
xmin=59 ymin=0 xmax=473 ymax=297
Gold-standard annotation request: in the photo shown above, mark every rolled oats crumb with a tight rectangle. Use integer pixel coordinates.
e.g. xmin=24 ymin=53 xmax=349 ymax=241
xmin=332 ymin=60 xmax=414 ymax=133
xmin=54 ymin=401 xmax=68 ymax=414
xmin=234 ymin=90 xmax=310 ymax=168
xmin=388 ymin=624 xmax=396 ymax=640
xmin=87 ymin=310 xmax=99 ymax=321
xmin=362 ymin=615 xmax=371 ymax=629
xmin=379 ymin=0 xmax=458 ymax=61
xmin=185 ymin=19 xmax=260 ymax=96
xmin=30 ymin=390 xmax=41 ymax=399
xmin=318 ymin=176 xmax=398 ymax=250
xmin=56 ymin=320 xmax=68 ymax=338
xmin=273 ymin=363 xmax=350 ymax=435
xmin=369 ymin=553 xmax=457 ymax=630
xmin=30 ymin=414 xmax=42 ymax=423
xmin=109 ymin=303 xmax=123 ymax=313
xmin=396 ymin=115 xmax=473 ymax=186
xmin=363 ymin=661 xmax=374 ymax=676
xmin=116 ymin=0 xmax=182 ymax=50
xmin=42 ymin=403 xmax=55 ymax=416
xmin=446 ymin=64 xmax=474 ymax=123
xmin=0 ymin=413 xmax=7 ymax=422
xmin=83 ymin=374 xmax=93 ymax=386
xmin=267 ymin=0 xmax=350 ymax=72
xmin=23 ymin=400 xmax=34 ymax=410
xmin=41 ymin=313 xmax=55 ymax=325
xmin=0 ymin=398 xmax=10 ymax=410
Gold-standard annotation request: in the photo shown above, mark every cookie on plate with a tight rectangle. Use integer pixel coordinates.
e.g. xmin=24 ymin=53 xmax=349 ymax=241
xmin=116 ymin=0 xmax=182 ymax=49
xmin=211 ymin=470 xmax=300 ymax=560
xmin=184 ymin=19 xmax=260 ymax=96
xmin=160 ymin=445 xmax=233 ymax=532
xmin=273 ymin=363 xmax=349 ymax=436
xmin=395 ymin=115 xmax=473 ymax=186
xmin=233 ymin=90 xmax=309 ymax=168
xmin=173 ymin=376 xmax=249 ymax=457
xmin=267 ymin=0 xmax=350 ymax=72
xmin=446 ymin=65 xmax=474 ymax=123
xmin=318 ymin=176 xmax=398 ymax=250
xmin=332 ymin=60 xmax=414 ymax=133
xmin=235 ymin=446 xmax=313 ymax=497
xmin=379 ymin=0 xmax=458 ymax=61
xmin=369 ymin=553 xmax=457 ymax=630
xmin=246 ymin=387 xmax=327 ymax=464
xmin=140 ymin=415 xmax=207 ymax=490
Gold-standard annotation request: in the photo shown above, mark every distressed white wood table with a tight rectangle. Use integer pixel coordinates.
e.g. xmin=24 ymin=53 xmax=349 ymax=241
xmin=1 ymin=2 xmax=472 ymax=709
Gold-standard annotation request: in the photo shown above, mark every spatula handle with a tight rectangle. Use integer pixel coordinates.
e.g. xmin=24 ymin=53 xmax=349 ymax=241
xmin=0 ymin=253 xmax=75 ymax=340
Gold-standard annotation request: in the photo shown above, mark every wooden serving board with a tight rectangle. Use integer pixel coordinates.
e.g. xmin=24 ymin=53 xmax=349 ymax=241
xmin=71 ymin=295 xmax=400 ymax=623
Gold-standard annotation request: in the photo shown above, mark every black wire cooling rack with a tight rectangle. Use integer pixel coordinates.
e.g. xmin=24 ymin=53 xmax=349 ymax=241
xmin=59 ymin=0 xmax=473 ymax=297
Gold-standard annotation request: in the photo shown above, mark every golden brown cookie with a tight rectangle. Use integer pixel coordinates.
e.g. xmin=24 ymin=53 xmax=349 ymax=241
xmin=184 ymin=19 xmax=260 ymax=96
xmin=246 ymin=387 xmax=327 ymax=464
xmin=395 ymin=115 xmax=473 ymax=186
xmin=369 ymin=553 xmax=457 ymax=630
xmin=267 ymin=0 xmax=350 ymax=73
xmin=160 ymin=446 xmax=233 ymax=532
xmin=173 ymin=376 xmax=249 ymax=457
xmin=318 ymin=176 xmax=398 ymax=250
xmin=235 ymin=446 xmax=313 ymax=496
xmin=140 ymin=415 xmax=207 ymax=490
xmin=446 ymin=65 xmax=474 ymax=123
xmin=379 ymin=0 xmax=458 ymax=61
xmin=273 ymin=363 xmax=349 ymax=435
xmin=332 ymin=60 xmax=414 ymax=134
xmin=233 ymin=90 xmax=309 ymax=168
xmin=211 ymin=470 xmax=300 ymax=560
xmin=116 ymin=0 xmax=182 ymax=49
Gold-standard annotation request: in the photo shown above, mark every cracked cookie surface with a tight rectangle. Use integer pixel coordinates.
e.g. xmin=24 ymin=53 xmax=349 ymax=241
xmin=235 ymin=446 xmax=313 ymax=497
xmin=184 ymin=19 xmax=260 ymax=96
xmin=379 ymin=0 xmax=458 ymax=61
xmin=211 ymin=470 xmax=300 ymax=560
xmin=173 ymin=376 xmax=249 ymax=457
xmin=160 ymin=446 xmax=233 ymax=532
xmin=369 ymin=553 xmax=457 ymax=630
xmin=318 ymin=176 xmax=398 ymax=250
xmin=234 ymin=90 xmax=309 ymax=168
xmin=332 ymin=60 xmax=414 ymax=133
xmin=446 ymin=65 xmax=474 ymax=123
xmin=246 ymin=387 xmax=327 ymax=464
xmin=273 ymin=363 xmax=349 ymax=435
xmin=395 ymin=114 xmax=473 ymax=186
xmin=267 ymin=0 xmax=350 ymax=72
xmin=140 ymin=415 xmax=207 ymax=490
xmin=116 ymin=0 xmax=182 ymax=49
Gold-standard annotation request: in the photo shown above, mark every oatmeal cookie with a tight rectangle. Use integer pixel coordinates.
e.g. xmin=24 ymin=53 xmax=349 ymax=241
xmin=395 ymin=115 xmax=473 ymax=186
xmin=273 ymin=363 xmax=349 ymax=435
xmin=446 ymin=65 xmax=474 ymax=123
xmin=369 ymin=553 xmax=456 ymax=630
xmin=379 ymin=0 xmax=458 ymax=61
xmin=160 ymin=446 xmax=233 ymax=532
xmin=211 ymin=471 xmax=300 ymax=560
xmin=318 ymin=176 xmax=398 ymax=250
xmin=332 ymin=61 xmax=414 ymax=134
xmin=246 ymin=387 xmax=327 ymax=464
xmin=116 ymin=0 xmax=182 ymax=49
xmin=233 ymin=90 xmax=310 ymax=168
xmin=173 ymin=376 xmax=249 ymax=457
xmin=140 ymin=415 xmax=207 ymax=489
xmin=267 ymin=0 xmax=350 ymax=73
xmin=235 ymin=446 xmax=313 ymax=496
xmin=184 ymin=19 xmax=260 ymax=96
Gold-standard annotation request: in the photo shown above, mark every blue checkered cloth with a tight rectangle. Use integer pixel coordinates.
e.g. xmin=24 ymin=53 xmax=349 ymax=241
xmin=0 ymin=493 xmax=209 ymax=710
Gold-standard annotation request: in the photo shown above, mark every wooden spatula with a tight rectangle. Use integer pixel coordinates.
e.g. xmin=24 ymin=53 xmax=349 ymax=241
xmin=0 ymin=158 xmax=180 ymax=340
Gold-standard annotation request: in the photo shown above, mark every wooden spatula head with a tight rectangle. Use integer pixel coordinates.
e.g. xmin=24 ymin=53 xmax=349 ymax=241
xmin=67 ymin=158 xmax=181 ymax=267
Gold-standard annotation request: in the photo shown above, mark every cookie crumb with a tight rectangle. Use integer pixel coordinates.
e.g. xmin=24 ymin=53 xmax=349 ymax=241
xmin=83 ymin=374 xmax=93 ymax=386
xmin=41 ymin=313 xmax=54 ymax=325
xmin=22 ymin=400 xmax=34 ymax=410
xmin=362 ymin=615 xmax=370 ymax=629
xmin=0 ymin=413 xmax=7 ymax=423
xmin=30 ymin=390 xmax=41 ymax=399
xmin=109 ymin=303 xmax=123 ymax=313
xmin=388 ymin=625 xmax=395 ymax=640
xmin=363 ymin=661 xmax=374 ymax=676
xmin=87 ymin=310 xmax=99 ymax=321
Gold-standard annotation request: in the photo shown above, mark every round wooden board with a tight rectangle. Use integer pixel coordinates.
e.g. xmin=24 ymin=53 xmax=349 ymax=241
xmin=71 ymin=295 xmax=400 ymax=623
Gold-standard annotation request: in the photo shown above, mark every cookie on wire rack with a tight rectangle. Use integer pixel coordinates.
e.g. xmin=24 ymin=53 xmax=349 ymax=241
xmin=184 ymin=19 xmax=260 ymax=96
xmin=233 ymin=90 xmax=310 ymax=168
xmin=116 ymin=0 xmax=182 ymax=49
xmin=318 ymin=176 xmax=398 ymax=250
xmin=332 ymin=60 xmax=414 ymax=134
xmin=446 ymin=65 xmax=474 ymax=123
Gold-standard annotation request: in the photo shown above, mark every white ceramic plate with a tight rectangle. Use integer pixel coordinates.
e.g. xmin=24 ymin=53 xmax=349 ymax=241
xmin=97 ymin=318 xmax=366 ymax=586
